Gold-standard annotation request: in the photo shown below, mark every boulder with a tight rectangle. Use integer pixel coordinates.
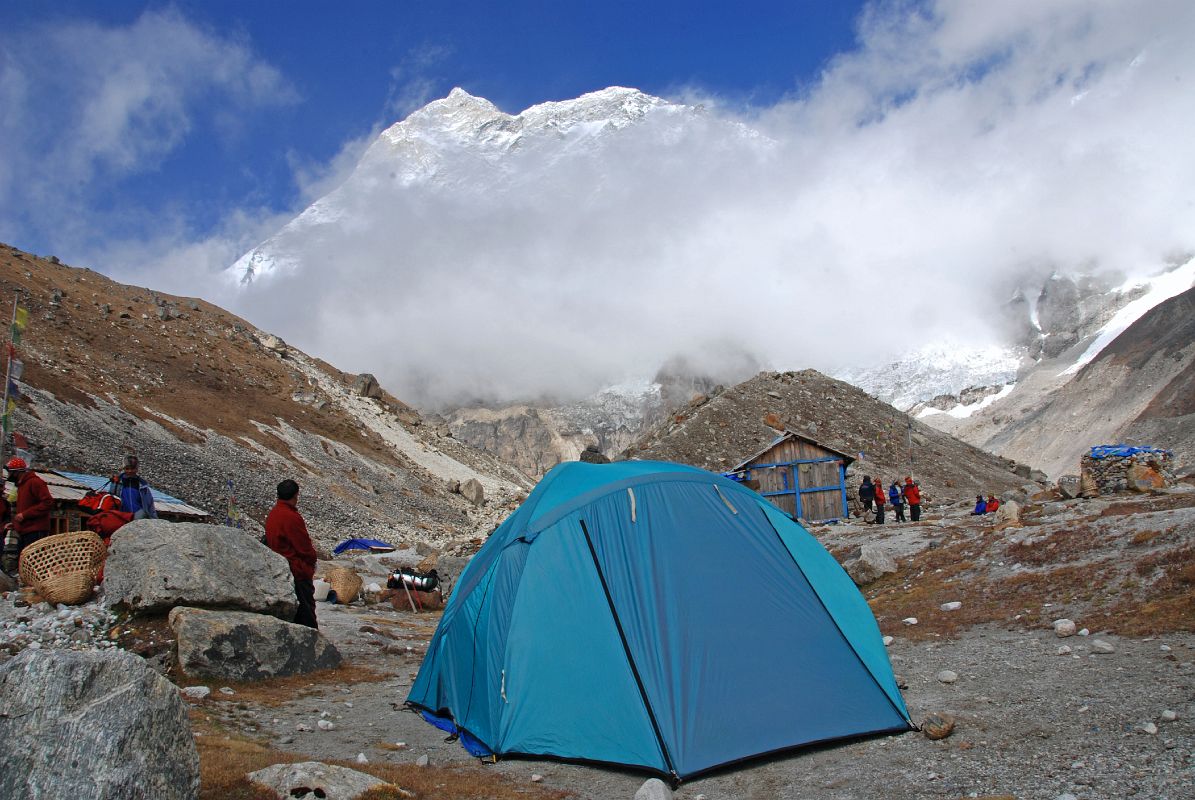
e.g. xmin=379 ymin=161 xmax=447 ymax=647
xmin=260 ymin=333 xmax=288 ymax=355
xmin=460 ymin=478 xmax=485 ymax=506
xmin=170 ymin=607 xmax=341 ymax=681
xmin=352 ymin=373 xmax=384 ymax=399
xmin=248 ymin=762 xmax=391 ymax=800
xmin=921 ymin=712 xmax=956 ymax=740
xmin=578 ymin=444 xmax=610 ymax=464
xmin=104 ymin=521 xmax=296 ymax=618
xmin=433 ymin=555 xmax=471 ymax=598
xmin=0 ymin=649 xmax=199 ymax=800
xmin=1127 ymin=463 xmax=1166 ymax=492
xmin=1057 ymin=475 xmax=1081 ymax=499
xmin=993 ymin=500 xmax=1021 ymax=524
xmin=844 ymin=545 xmax=897 ymax=586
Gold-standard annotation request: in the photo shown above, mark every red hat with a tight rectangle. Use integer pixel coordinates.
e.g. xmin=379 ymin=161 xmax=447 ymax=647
xmin=6 ymin=457 xmax=27 ymax=470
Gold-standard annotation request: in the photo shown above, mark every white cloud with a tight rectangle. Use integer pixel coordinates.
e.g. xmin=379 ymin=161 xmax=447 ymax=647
xmin=219 ymin=2 xmax=1195 ymax=408
xmin=0 ymin=9 xmax=296 ymax=255
xmin=6 ymin=2 xmax=1195 ymax=411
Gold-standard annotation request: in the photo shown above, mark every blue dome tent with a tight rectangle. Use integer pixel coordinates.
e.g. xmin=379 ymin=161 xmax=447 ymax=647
xmin=407 ymin=460 xmax=913 ymax=781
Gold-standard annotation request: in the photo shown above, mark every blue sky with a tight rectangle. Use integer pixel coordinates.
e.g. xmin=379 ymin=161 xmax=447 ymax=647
xmin=0 ymin=1 xmax=865 ymax=264
xmin=3 ymin=2 xmax=1194 ymax=405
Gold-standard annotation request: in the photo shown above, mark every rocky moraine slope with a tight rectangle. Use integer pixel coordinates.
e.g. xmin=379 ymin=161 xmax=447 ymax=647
xmin=0 ymin=243 xmax=531 ymax=552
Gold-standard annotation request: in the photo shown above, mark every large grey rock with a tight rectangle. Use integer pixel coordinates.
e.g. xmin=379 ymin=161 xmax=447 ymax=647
xmin=170 ymin=606 xmax=341 ymax=681
xmin=994 ymin=500 xmax=1021 ymax=524
xmin=1057 ymin=475 xmax=1081 ymax=499
xmin=434 ymin=555 xmax=471 ymax=598
xmin=460 ymin=478 xmax=485 ymax=506
xmin=0 ymin=648 xmax=199 ymax=800
xmin=352 ymin=373 xmax=383 ymax=399
xmin=104 ymin=520 xmax=296 ymax=619
xmin=248 ymin=762 xmax=391 ymax=800
xmin=844 ymin=544 xmax=898 ymax=586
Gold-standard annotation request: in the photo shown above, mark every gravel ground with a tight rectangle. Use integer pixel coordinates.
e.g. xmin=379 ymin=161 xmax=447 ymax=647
xmin=189 ymin=599 xmax=1193 ymax=800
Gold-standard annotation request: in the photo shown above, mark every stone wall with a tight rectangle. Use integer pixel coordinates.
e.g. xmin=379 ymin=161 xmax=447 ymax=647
xmin=1080 ymin=449 xmax=1174 ymax=495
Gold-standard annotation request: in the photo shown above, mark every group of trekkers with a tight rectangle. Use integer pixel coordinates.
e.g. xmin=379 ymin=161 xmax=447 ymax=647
xmin=1 ymin=454 xmax=157 ymax=574
xmin=0 ymin=454 xmax=318 ymax=633
xmin=857 ymin=475 xmax=921 ymax=524
xmin=971 ymin=494 xmax=1001 ymax=515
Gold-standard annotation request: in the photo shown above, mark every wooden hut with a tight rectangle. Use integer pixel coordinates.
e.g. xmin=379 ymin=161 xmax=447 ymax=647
xmin=728 ymin=431 xmax=855 ymax=523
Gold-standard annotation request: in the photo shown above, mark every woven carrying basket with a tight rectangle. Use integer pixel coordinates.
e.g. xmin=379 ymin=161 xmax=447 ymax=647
xmin=18 ymin=531 xmax=107 ymax=605
xmin=322 ymin=565 xmax=362 ymax=604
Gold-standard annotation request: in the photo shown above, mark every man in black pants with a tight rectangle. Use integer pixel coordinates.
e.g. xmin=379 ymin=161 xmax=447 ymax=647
xmin=265 ymin=479 xmax=319 ymax=628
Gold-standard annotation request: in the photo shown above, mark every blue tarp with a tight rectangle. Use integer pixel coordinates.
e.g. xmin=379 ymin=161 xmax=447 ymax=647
xmin=1089 ymin=445 xmax=1171 ymax=460
xmin=332 ymin=538 xmax=396 ymax=555
xmin=406 ymin=461 xmax=912 ymax=780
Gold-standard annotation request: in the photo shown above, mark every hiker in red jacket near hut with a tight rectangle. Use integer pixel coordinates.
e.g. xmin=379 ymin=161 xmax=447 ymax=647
xmin=6 ymin=458 xmax=53 ymax=562
xmin=265 ymin=479 xmax=319 ymax=629
xmin=873 ymin=477 xmax=886 ymax=525
xmin=904 ymin=477 xmax=922 ymax=522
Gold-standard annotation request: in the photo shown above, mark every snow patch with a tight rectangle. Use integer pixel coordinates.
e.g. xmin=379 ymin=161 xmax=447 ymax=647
xmin=917 ymin=383 xmax=1016 ymax=419
xmin=1058 ymin=257 xmax=1195 ymax=376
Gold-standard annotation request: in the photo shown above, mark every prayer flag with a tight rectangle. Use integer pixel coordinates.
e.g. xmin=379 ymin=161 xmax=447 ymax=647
xmin=12 ymin=432 xmax=28 ymax=449
xmin=6 ymin=380 xmax=19 ymax=400
xmin=13 ymin=306 xmax=27 ymax=332
xmin=8 ymin=359 xmax=21 ymax=380
xmin=9 ymin=325 xmax=20 ymax=345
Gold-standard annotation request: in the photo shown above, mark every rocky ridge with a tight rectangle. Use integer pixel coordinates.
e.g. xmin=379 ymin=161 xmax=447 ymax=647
xmin=624 ymin=369 xmax=1043 ymax=504
xmin=1 ymin=242 xmax=531 ymax=553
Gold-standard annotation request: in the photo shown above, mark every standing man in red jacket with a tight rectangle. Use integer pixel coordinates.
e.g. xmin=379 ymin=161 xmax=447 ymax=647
xmin=6 ymin=457 xmax=53 ymax=562
xmin=904 ymin=477 xmax=922 ymax=522
xmin=265 ymin=479 xmax=318 ymax=629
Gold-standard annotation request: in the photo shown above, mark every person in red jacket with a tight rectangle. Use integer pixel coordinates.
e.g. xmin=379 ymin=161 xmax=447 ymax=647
xmin=265 ymin=479 xmax=319 ymax=629
xmin=904 ymin=477 xmax=922 ymax=522
xmin=873 ymin=477 xmax=886 ymax=525
xmin=6 ymin=457 xmax=53 ymax=563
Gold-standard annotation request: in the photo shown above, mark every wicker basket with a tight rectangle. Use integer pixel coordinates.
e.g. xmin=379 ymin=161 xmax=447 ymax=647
xmin=321 ymin=565 xmax=363 ymax=604
xmin=18 ymin=532 xmax=107 ymax=605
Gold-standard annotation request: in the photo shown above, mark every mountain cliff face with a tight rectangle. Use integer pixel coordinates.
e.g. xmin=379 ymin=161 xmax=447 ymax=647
xmin=908 ymin=264 xmax=1195 ymax=478
xmin=952 ymin=285 xmax=1195 ymax=479
xmin=1 ymin=243 xmax=530 ymax=552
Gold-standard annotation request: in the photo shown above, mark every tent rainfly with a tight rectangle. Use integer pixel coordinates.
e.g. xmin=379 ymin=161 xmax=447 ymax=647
xmin=407 ymin=460 xmax=913 ymax=782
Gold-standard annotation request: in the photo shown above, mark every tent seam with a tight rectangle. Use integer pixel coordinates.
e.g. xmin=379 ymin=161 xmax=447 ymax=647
xmin=579 ymin=517 xmax=678 ymax=781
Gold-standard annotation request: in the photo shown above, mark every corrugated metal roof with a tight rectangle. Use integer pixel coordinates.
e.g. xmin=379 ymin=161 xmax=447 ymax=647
xmin=48 ymin=470 xmax=210 ymax=518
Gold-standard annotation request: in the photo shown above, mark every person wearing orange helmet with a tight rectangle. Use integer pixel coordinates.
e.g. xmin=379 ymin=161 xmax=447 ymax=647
xmin=5 ymin=457 xmax=54 ymax=565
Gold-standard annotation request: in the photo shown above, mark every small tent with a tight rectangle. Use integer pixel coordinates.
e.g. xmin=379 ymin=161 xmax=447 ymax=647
xmin=407 ymin=461 xmax=912 ymax=781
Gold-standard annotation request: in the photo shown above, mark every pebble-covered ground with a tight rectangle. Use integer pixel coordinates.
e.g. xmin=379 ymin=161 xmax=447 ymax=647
xmin=2 ymin=491 xmax=1192 ymax=800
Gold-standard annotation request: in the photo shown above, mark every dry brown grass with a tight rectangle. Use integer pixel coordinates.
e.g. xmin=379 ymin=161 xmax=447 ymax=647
xmin=194 ymin=725 xmax=574 ymax=800
xmin=1130 ymin=529 xmax=1165 ymax=546
xmin=1090 ymin=546 xmax=1195 ymax=634
xmin=186 ymin=664 xmax=392 ymax=707
xmin=1002 ymin=524 xmax=1107 ymax=566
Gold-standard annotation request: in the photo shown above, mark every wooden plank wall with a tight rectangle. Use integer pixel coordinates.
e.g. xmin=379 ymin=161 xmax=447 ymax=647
xmin=747 ymin=438 xmax=845 ymax=521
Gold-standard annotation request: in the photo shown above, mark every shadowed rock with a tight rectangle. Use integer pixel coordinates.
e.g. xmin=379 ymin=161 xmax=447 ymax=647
xmin=170 ymin=607 xmax=341 ymax=681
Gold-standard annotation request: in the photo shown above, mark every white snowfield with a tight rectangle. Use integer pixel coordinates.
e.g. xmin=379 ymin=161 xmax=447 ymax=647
xmin=1059 ymin=257 xmax=1195 ymax=377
